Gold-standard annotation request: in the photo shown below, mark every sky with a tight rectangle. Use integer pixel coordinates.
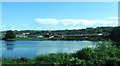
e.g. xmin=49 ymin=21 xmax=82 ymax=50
xmin=2 ymin=0 xmax=120 ymax=2
xmin=2 ymin=2 xmax=118 ymax=31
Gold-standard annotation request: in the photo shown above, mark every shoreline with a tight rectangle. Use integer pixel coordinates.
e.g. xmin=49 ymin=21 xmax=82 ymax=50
xmin=1 ymin=37 xmax=109 ymax=41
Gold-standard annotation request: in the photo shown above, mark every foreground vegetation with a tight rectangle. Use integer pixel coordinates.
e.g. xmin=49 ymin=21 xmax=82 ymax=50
xmin=2 ymin=42 xmax=120 ymax=66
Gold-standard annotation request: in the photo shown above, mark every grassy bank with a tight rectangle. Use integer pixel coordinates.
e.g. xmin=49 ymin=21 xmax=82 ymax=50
xmin=4 ymin=37 xmax=109 ymax=41
xmin=2 ymin=43 xmax=120 ymax=66
xmin=3 ymin=38 xmax=49 ymax=41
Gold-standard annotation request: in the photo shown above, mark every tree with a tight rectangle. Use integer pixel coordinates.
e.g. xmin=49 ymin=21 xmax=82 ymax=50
xmin=4 ymin=30 xmax=16 ymax=40
xmin=109 ymin=27 xmax=120 ymax=42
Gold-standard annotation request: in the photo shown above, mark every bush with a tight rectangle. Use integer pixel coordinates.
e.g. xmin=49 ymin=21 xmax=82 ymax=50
xmin=34 ymin=53 xmax=72 ymax=65
xmin=73 ymin=48 xmax=95 ymax=61
xmin=109 ymin=27 xmax=120 ymax=42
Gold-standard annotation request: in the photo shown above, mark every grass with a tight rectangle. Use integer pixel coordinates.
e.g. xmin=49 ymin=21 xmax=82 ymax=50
xmin=4 ymin=37 xmax=109 ymax=41
xmin=6 ymin=38 xmax=50 ymax=41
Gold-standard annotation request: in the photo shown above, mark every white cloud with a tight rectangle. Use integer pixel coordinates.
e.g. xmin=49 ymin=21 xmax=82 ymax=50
xmin=11 ymin=25 xmax=16 ymax=30
xmin=1 ymin=25 xmax=5 ymax=28
xmin=38 ymin=27 xmax=42 ymax=30
xmin=35 ymin=18 xmax=59 ymax=25
xmin=23 ymin=25 xmax=26 ymax=27
xmin=35 ymin=18 xmax=118 ymax=29
xmin=110 ymin=16 xmax=118 ymax=20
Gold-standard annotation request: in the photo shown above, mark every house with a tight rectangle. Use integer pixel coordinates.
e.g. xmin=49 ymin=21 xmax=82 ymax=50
xmin=16 ymin=34 xmax=28 ymax=38
xmin=49 ymin=35 xmax=54 ymax=38
xmin=98 ymin=33 xmax=103 ymax=36
xmin=37 ymin=36 xmax=43 ymax=38
xmin=22 ymin=33 xmax=29 ymax=35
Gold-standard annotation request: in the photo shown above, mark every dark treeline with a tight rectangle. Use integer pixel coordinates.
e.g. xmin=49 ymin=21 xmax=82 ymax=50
xmin=14 ymin=26 xmax=113 ymax=35
xmin=1 ymin=26 xmax=114 ymax=35
xmin=1 ymin=26 xmax=115 ymax=41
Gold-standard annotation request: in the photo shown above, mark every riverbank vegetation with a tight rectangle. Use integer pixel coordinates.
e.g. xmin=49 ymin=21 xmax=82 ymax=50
xmin=2 ymin=43 xmax=120 ymax=66
xmin=5 ymin=37 xmax=108 ymax=41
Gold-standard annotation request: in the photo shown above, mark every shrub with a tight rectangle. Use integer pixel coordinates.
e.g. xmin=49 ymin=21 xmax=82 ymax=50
xmin=73 ymin=48 xmax=95 ymax=61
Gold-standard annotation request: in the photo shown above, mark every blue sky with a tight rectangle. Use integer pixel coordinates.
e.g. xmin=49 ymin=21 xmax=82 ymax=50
xmin=2 ymin=2 xmax=118 ymax=30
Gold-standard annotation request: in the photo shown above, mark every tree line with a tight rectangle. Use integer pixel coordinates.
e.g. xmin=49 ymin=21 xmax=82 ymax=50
xmin=2 ymin=26 xmax=120 ymax=42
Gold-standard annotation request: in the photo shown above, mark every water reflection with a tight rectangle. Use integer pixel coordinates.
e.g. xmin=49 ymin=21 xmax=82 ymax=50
xmin=1 ymin=40 xmax=103 ymax=58
xmin=36 ymin=41 xmax=96 ymax=56
xmin=5 ymin=41 xmax=15 ymax=50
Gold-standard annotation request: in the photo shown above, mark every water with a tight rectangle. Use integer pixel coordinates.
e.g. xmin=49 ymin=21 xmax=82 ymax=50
xmin=0 ymin=40 xmax=101 ymax=58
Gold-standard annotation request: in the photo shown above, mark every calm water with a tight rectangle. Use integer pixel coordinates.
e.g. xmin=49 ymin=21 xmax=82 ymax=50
xmin=0 ymin=40 xmax=103 ymax=58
